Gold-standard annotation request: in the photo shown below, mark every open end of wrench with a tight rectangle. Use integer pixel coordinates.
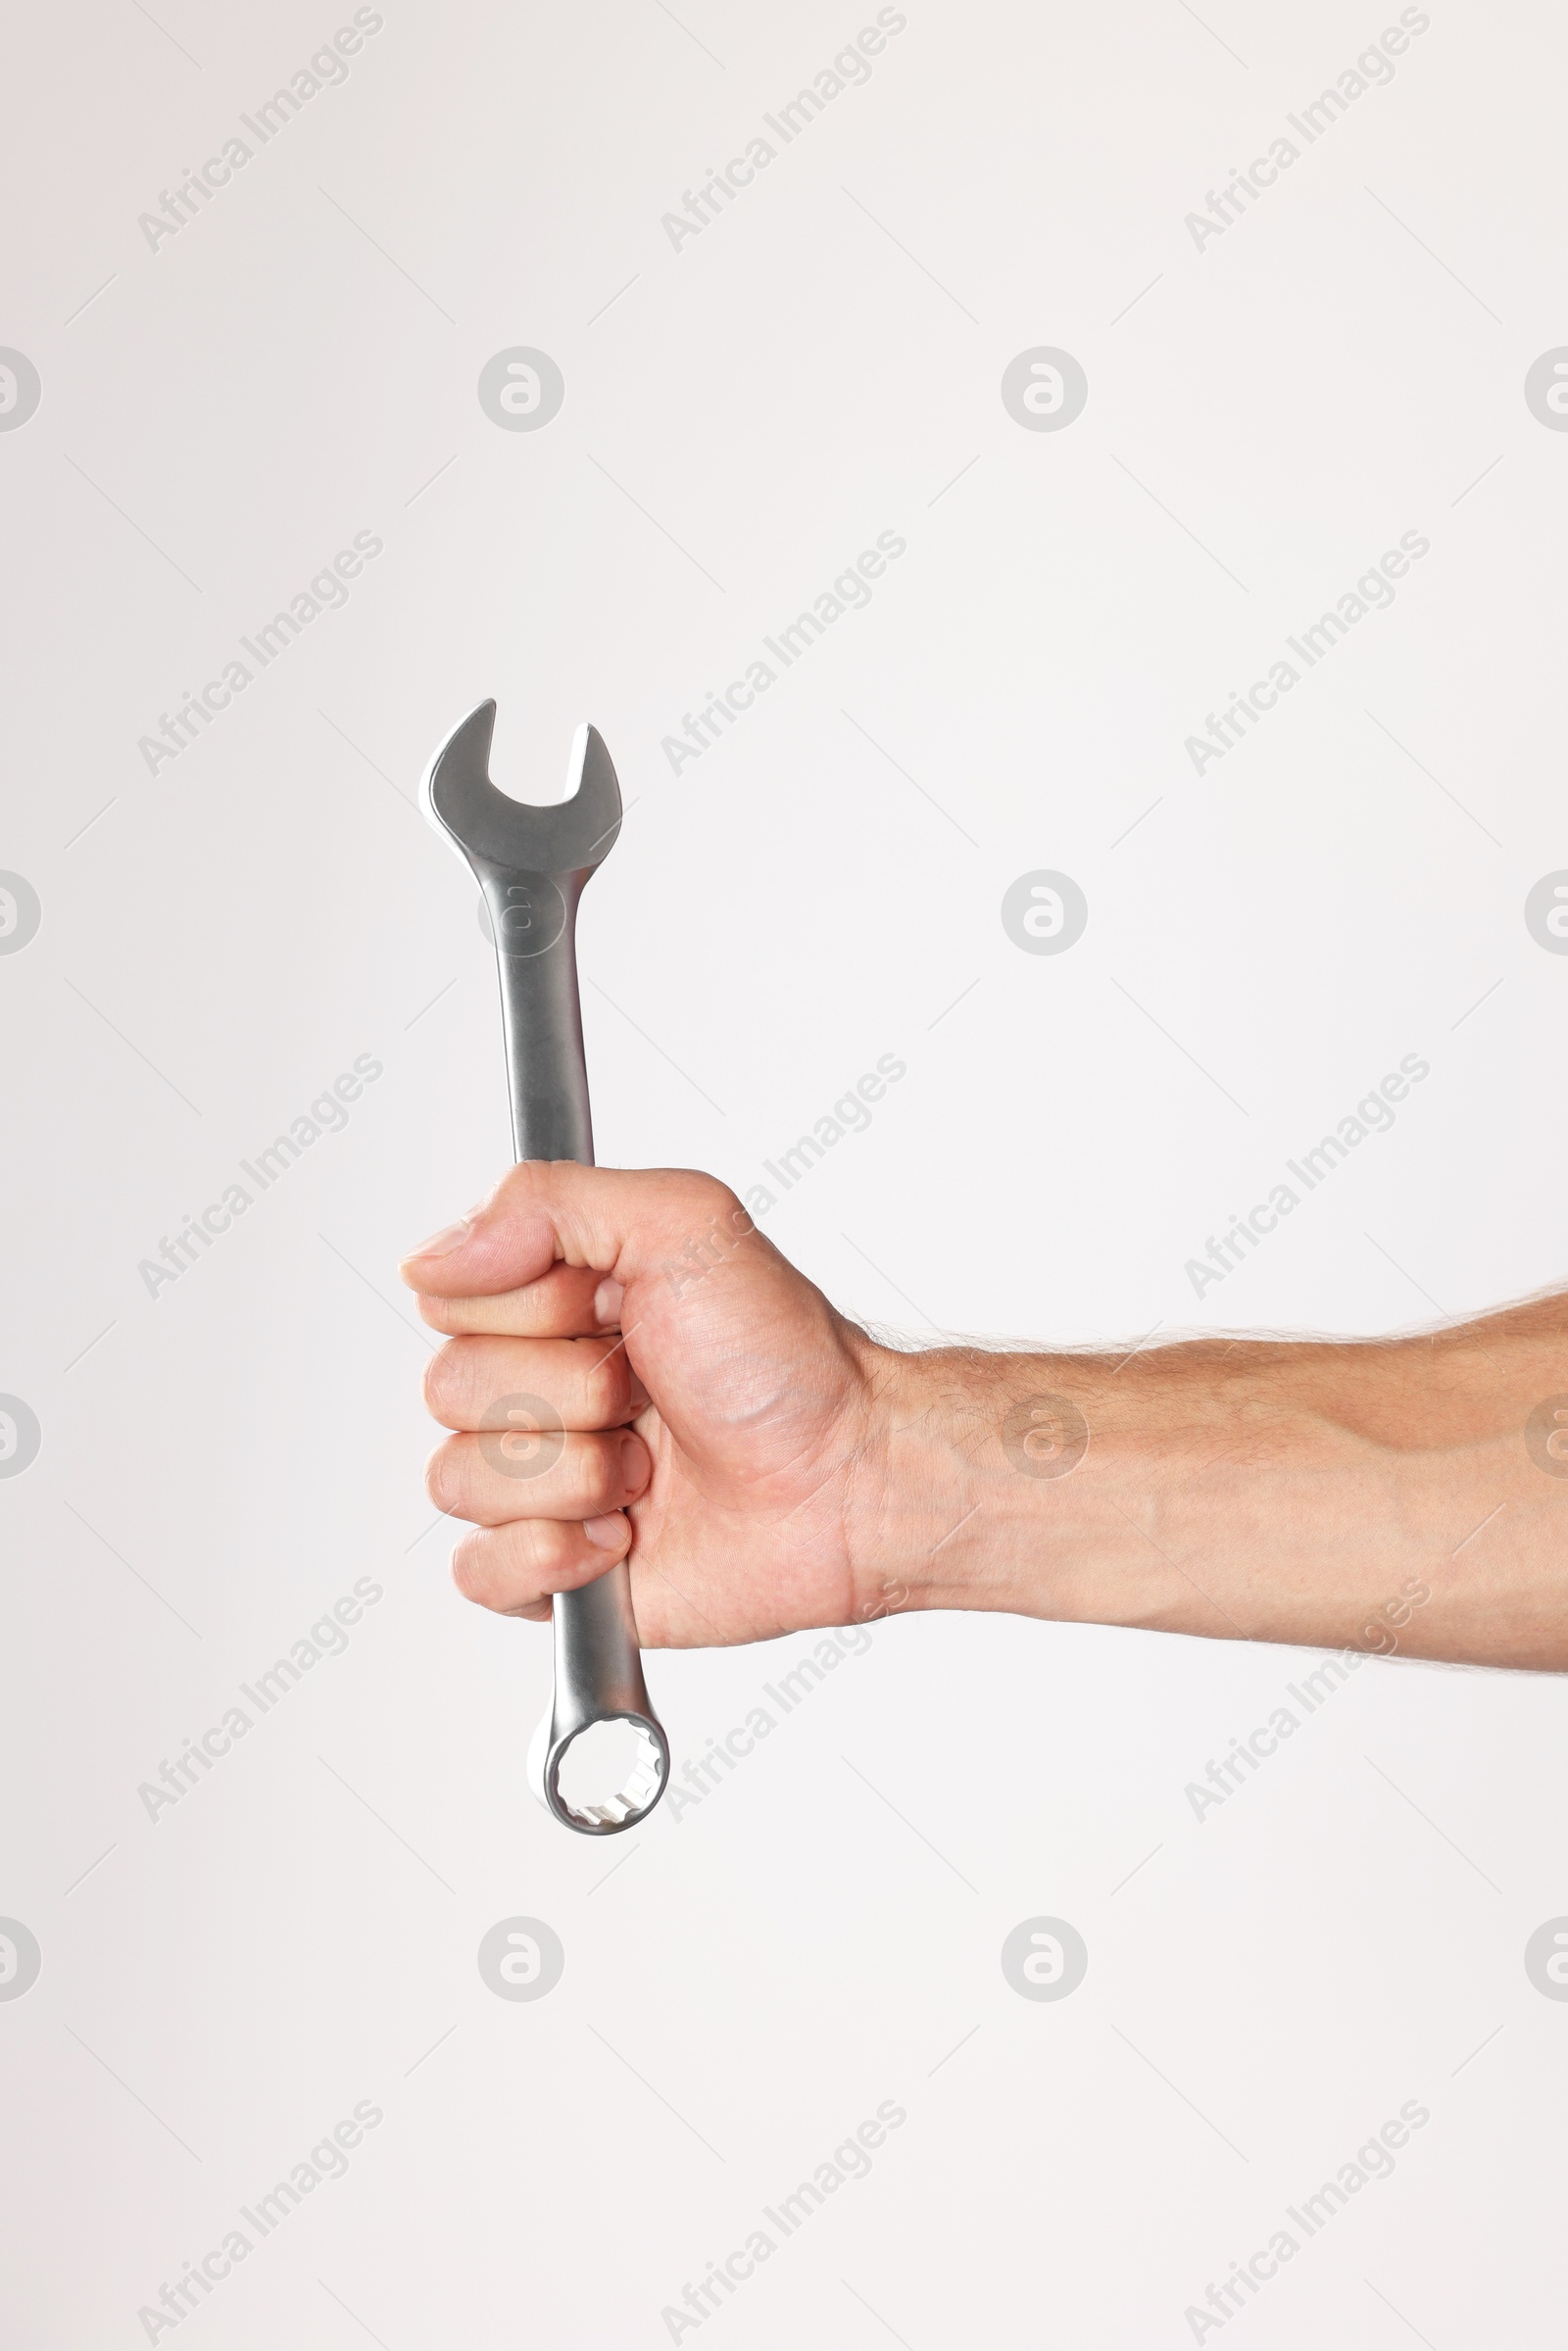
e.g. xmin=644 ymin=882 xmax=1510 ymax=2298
xmin=420 ymin=701 xmax=622 ymax=878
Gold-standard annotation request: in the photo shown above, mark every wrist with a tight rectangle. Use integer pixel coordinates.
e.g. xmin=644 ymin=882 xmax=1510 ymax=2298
xmin=846 ymin=1339 xmax=1114 ymax=1622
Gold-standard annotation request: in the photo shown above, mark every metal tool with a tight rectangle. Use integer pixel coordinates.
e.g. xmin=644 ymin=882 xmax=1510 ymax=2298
xmin=421 ymin=700 xmax=669 ymax=1835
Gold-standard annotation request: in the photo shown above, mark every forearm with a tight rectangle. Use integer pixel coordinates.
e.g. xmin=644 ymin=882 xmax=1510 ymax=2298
xmin=858 ymin=1297 xmax=1568 ymax=1668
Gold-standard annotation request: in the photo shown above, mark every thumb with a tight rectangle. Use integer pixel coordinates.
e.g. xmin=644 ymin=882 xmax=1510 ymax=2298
xmin=398 ymin=1163 xmax=757 ymax=1300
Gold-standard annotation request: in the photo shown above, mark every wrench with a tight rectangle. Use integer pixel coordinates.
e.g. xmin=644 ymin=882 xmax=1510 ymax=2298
xmin=421 ymin=700 xmax=669 ymax=1835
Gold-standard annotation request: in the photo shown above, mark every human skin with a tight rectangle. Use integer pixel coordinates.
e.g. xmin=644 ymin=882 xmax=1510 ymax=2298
xmin=400 ymin=1162 xmax=1568 ymax=1670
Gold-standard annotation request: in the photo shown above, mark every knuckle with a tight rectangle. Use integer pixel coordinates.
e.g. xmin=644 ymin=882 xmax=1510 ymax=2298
xmin=583 ymin=1344 xmax=630 ymax=1425
xmin=685 ymin=1169 xmax=739 ymax=1222
xmin=666 ymin=1172 xmax=753 ymax=1263
xmin=579 ymin=1430 xmax=644 ymax=1508
xmin=494 ymin=1159 xmax=551 ymax=1218
xmin=567 ymin=1436 xmax=613 ymax=1509
xmin=587 ymin=1429 xmax=625 ymax=1504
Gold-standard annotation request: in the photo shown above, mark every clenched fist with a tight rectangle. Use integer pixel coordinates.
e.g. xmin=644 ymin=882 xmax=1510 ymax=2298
xmin=401 ymin=1164 xmax=906 ymax=1646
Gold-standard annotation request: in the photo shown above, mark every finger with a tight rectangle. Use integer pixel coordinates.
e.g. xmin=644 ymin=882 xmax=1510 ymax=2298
xmin=450 ymin=1512 xmax=631 ymax=1619
xmin=416 ymin=1260 xmax=614 ymax=1340
xmin=399 ymin=1162 xmax=760 ymax=1301
xmin=423 ymin=1333 xmax=647 ymax=1433
xmin=425 ymin=1426 xmax=651 ymax=1527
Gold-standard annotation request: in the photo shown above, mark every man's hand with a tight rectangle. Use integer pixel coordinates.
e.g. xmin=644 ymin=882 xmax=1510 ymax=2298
xmin=400 ymin=1164 xmax=892 ymax=1646
xmin=403 ymin=1161 xmax=1568 ymax=1670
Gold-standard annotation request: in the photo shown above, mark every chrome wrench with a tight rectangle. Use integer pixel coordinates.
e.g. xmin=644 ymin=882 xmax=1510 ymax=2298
xmin=421 ymin=700 xmax=668 ymax=1834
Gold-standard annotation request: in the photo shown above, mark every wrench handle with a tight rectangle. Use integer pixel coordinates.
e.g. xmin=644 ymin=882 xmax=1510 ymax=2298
xmin=486 ymin=871 xmax=596 ymax=1163
xmin=480 ymin=867 xmax=669 ymax=1835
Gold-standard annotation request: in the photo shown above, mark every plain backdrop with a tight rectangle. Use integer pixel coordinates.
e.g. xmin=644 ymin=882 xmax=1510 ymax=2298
xmin=2 ymin=1 xmax=1566 ymax=2344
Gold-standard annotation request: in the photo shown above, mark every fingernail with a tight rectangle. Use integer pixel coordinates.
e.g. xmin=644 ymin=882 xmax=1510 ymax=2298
xmin=403 ymin=1215 xmax=473 ymax=1260
xmin=594 ymin=1278 xmax=624 ymax=1327
xmin=618 ymin=1434 xmax=646 ymax=1484
xmin=584 ymin=1511 xmax=628 ymax=1550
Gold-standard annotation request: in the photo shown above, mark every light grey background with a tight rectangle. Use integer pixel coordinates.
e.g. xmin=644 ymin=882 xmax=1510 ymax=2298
xmin=3 ymin=1 xmax=1565 ymax=2343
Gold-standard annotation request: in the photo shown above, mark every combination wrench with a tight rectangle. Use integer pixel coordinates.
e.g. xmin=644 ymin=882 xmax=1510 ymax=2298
xmin=421 ymin=700 xmax=669 ymax=1834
